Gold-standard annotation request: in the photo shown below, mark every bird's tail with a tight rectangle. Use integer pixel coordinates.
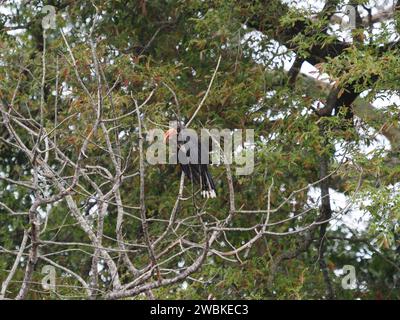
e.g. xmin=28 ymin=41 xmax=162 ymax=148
xmin=200 ymin=165 xmax=217 ymax=199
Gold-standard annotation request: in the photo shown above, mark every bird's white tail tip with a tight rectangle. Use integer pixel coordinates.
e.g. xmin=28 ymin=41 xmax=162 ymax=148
xmin=202 ymin=190 xmax=217 ymax=199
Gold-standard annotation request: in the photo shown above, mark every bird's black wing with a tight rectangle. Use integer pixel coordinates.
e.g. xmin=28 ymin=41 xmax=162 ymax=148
xmin=198 ymin=140 xmax=216 ymax=198
xmin=177 ymin=129 xmax=216 ymax=198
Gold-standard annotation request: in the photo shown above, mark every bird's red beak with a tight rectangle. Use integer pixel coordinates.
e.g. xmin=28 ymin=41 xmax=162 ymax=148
xmin=163 ymin=128 xmax=177 ymax=143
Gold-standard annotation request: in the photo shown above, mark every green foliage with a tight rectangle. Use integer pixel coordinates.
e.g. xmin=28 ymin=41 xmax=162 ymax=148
xmin=0 ymin=0 xmax=399 ymax=300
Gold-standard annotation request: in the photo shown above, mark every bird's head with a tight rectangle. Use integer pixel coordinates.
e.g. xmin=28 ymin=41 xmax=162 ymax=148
xmin=163 ymin=127 xmax=178 ymax=143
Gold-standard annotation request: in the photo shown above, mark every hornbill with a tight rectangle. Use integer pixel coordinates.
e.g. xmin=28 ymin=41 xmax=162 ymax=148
xmin=164 ymin=124 xmax=217 ymax=198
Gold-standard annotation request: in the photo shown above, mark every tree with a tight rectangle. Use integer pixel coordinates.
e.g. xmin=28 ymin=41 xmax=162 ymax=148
xmin=0 ymin=0 xmax=398 ymax=300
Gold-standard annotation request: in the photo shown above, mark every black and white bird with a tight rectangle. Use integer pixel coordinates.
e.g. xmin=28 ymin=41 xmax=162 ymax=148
xmin=164 ymin=124 xmax=217 ymax=198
